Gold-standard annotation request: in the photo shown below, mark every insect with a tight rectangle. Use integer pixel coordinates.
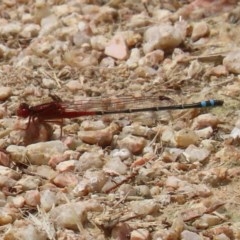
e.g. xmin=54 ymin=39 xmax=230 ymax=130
xmin=16 ymin=95 xmax=224 ymax=144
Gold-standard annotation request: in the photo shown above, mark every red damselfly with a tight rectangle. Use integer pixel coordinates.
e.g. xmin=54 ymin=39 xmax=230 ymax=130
xmin=16 ymin=95 xmax=224 ymax=143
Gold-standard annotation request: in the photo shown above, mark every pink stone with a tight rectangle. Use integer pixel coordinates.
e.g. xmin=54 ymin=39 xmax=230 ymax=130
xmin=104 ymin=34 xmax=128 ymax=60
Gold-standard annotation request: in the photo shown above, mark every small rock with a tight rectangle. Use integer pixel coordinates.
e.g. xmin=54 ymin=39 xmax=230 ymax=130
xmin=0 ymin=87 xmax=12 ymax=101
xmin=175 ymin=129 xmax=199 ymax=148
xmin=76 ymin=151 xmax=104 ymax=172
xmin=90 ymin=35 xmax=108 ymax=51
xmin=73 ymin=170 xmax=108 ymax=195
xmin=104 ymin=34 xmax=128 ymax=60
xmin=191 ymin=21 xmax=210 ymax=41
xmin=126 ymin=48 xmax=141 ymax=68
xmin=50 ymin=200 xmax=102 ymax=230
xmin=11 ymin=195 xmax=25 ymax=208
xmin=193 ymin=214 xmax=221 ymax=229
xmin=191 ymin=113 xmax=220 ymax=130
xmin=117 ymin=135 xmax=147 ymax=155
xmin=110 ymin=148 xmax=131 ymax=160
xmin=73 ymin=30 xmax=90 ymax=47
xmin=65 ymin=80 xmax=83 ymax=92
xmin=0 ymin=22 xmax=22 ymax=36
xmin=127 ymin=13 xmax=151 ymax=28
xmin=181 ymin=230 xmax=201 ymax=240
xmin=208 ymin=65 xmax=228 ymax=77
xmin=100 ymin=56 xmax=115 ymax=68
xmin=165 ymin=176 xmax=183 ymax=189
xmin=40 ymin=189 xmax=56 ymax=212
xmin=42 ymin=78 xmax=56 ymax=89
xmin=81 ymin=120 xmax=106 ymax=131
xmin=26 ymin=140 xmax=68 ymax=165
xmin=20 ymin=23 xmax=40 ymax=38
xmin=78 ymin=122 xmax=120 ymax=147
xmin=56 ymin=160 xmax=77 ymax=172
xmin=223 ymin=50 xmax=240 ymax=74
xmin=112 ymin=223 xmax=132 ymax=240
xmin=39 ymin=14 xmax=59 ymax=36
xmin=129 ymin=199 xmax=159 ymax=216
xmin=195 ymin=126 xmax=213 ymax=139
xmin=139 ymin=49 xmax=164 ymax=67
xmin=3 ymin=222 xmax=47 ymax=240
xmin=53 ymin=172 xmax=79 ymax=188
xmin=183 ymin=144 xmax=210 ymax=163
xmin=131 ymin=228 xmax=151 ymax=240
xmin=25 ymin=190 xmax=40 ymax=207
xmin=143 ymin=24 xmax=183 ymax=53
xmin=104 ymin=157 xmax=128 ymax=175
xmin=16 ymin=175 xmax=41 ymax=190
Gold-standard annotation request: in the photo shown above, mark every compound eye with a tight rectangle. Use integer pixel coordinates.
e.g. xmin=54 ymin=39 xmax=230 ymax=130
xmin=17 ymin=103 xmax=30 ymax=118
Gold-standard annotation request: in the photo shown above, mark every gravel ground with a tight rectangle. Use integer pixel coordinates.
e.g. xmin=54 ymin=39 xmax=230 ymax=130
xmin=0 ymin=0 xmax=240 ymax=239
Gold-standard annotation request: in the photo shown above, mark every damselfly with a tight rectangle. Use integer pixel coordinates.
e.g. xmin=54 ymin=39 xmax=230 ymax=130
xmin=16 ymin=95 xmax=223 ymax=143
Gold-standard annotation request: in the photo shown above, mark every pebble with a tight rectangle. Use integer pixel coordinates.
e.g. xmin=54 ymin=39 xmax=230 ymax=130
xmin=11 ymin=195 xmax=25 ymax=208
xmin=112 ymin=223 xmax=131 ymax=240
xmin=139 ymin=49 xmax=164 ymax=67
xmin=40 ymin=189 xmax=57 ymax=212
xmin=50 ymin=200 xmax=102 ymax=230
xmin=0 ymin=87 xmax=12 ymax=101
xmin=0 ymin=208 xmax=14 ymax=225
xmin=73 ymin=170 xmax=108 ymax=196
xmin=53 ymin=172 xmax=79 ymax=188
xmin=56 ymin=160 xmax=77 ymax=172
xmin=127 ymin=13 xmax=151 ymax=28
xmin=90 ymin=35 xmax=108 ymax=51
xmin=3 ymin=221 xmax=47 ymax=240
xmin=0 ymin=165 xmax=20 ymax=179
xmin=0 ymin=44 xmax=10 ymax=59
xmin=161 ymin=127 xmax=176 ymax=146
xmin=175 ymin=129 xmax=199 ymax=148
xmin=181 ymin=230 xmax=201 ymax=240
xmin=208 ymin=65 xmax=228 ymax=77
xmin=20 ymin=23 xmax=40 ymax=38
xmin=193 ymin=214 xmax=221 ymax=229
xmin=103 ymin=157 xmax=128 ymax=175
xmin=131 ymin=228 xmax=151 ymax=240
xmin=183 ymin=144 xmax=210 ymax=163
xmin=129 ymin=199 xmax=159 ymax=216
xmin=0 ymin=175 xmax=16 ymax=188
xmin=126 ymin=48 xmax=141 ymax=68
xmin=26 ymin=140 xmax=68 ymax=165
xmin=123 ymin=31 xmax=142 ymax=48
xmin=223 ymin=50 xmax=240 ymax=74
xmin=122 ymin=124 xmax=155 ymax=138
xmin=110 ymin=148 xmax=131 ymax=160
xmin=16 ymin=175 xmax=41 ymax=190
xmin=78 ymin=122 xmax=120 ymax=147
xmin=117 ymin=135 xmax=147 ymax=155
xmin=134 ymin=185 xmax=151 ymax=197
xmin=73 ymin=31 xmax=90 ymax=47
xmin=41 ymin=78 xmax=56 ymax=89
xmin=191 ymin=113 xmax=221 ymax=130
xmin=191 ymin=21 xmax=210 ymax=41
xmin=25 ymin=190 xmax=40 ymax=207
xmin=195 ymin=126 xmax=213 ymax=139
xmin=143 ymin=24 xmax=183 ymax=54
xmin=39 ymin=14 xmax=59 ymax=36
xmin=0 ymin=22 xmax=22 ymax=36
xmin=32 ymin=165 xmax=57 ymax=180
xmin=81 ymin=120 xmax=106 ymax=131
xmin=104 ymin=34 xmax=129 ymax=60
xmin=76 ymin=151 xmax=104 ymax=172
xmin=99 ymin=56 xmax=115 ymax=68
